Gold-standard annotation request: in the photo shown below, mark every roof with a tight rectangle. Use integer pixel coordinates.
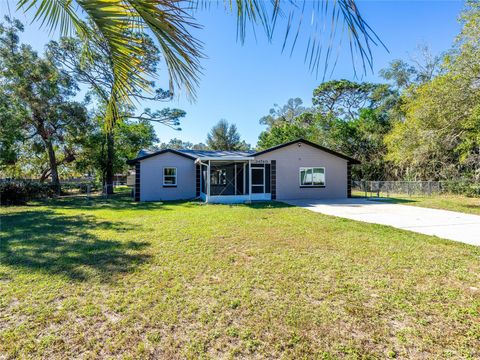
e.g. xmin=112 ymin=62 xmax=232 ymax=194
xmin=126 ymin=148 xmax=255 ymax=164
xmin=126 ymin=149 xmax=196 ymax=165
xmin=127 ymin=138 xmax=360 ymax=165
xmin=178 ymin=149 xmax=255 ymax=158
xmin=253 ymin=138 xmax=361 ymax=164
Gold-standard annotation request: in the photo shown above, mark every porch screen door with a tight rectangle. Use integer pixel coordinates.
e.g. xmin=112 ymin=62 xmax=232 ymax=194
xmin=251 ymin=167 xmax=265 ymax=193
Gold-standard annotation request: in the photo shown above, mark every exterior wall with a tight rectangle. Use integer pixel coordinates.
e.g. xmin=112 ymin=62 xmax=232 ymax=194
xmin=139 ymin=152 xmax=196 ymax=201
xmin=255 ymin=142 xmax=348 ymax=199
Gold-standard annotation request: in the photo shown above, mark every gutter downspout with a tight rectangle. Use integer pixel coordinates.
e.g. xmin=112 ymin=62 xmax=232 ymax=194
xmin=207 ymin=160 xmax=211 ymax=203
xmin=248 ymin=159 xmax=252 ymax=203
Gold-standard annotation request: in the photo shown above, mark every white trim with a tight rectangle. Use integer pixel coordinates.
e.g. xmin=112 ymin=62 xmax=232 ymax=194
xmin=163 ymin=167 xmax=177 ymax=186
xmin=243 ymin=162 xmax=246 ymax=195
xmin=207 ymin=193 xmax=271 ymax=204
xmin=199 ymin=163 xmax=202 ymax=198
xmin=248 ymin=160 xmax=252 ymax=201
xmin=299 ymin=167 xmax=326 ymax=187
xmin=195 ymin=156 xmax=254 ymax=162
xmin=234 ymin=163 xmax=237 ymax=195
xmin=206 ymin=161 xmax=211 ymax=202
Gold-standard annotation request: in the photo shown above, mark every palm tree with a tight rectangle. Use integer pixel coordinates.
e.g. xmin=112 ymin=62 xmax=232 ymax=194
xmin=16 ymin=0 xmax=383 ymax=125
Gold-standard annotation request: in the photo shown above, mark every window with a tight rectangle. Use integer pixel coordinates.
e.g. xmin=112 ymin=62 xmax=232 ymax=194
xmin=163 ymin=167 xmax=177 ymax=186
xmin=211 ymin=169 xmax=227 ymax=185
xmin=299 ymin=167 xmax=325 ymax=187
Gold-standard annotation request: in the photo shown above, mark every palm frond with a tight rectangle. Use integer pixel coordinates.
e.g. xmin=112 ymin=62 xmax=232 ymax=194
xmin=17 ymin=0 xmax=385 ymax=131
xmin=197 ymin=0 xmax=386 ymax=78
xmin=18 ymin=0 xmax=204 ymax=130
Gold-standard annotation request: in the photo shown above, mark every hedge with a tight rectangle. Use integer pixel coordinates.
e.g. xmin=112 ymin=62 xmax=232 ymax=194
xmin=0 ymin=181 xmax=58 ymax=205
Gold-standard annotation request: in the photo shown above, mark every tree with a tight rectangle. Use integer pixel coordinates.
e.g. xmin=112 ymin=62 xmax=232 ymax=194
xmin=312 ymin=80 xmax=394 ymax=121
xmin=379 ymin=45 xmax=442 ymax=90
xmin=17 ymin=0 xmax=382 ymax=134
xmin=385 ymin=1 xmax=480 ymax=181
xmin=76 ymin=116 xmax=158 ymax=182
xmin=259 ymin=98 xmax=308 ymax=129
xmin=258 ymin=80 xmax=397 ymax=179
xmin=0 ymin=88 xmax=25 ymax=170
xmin=0 ymin=19 xmax=89 ymax=191
xmin=206 ymin=120 xmax=250 ymax=151
xmin=157 ymin=138 xmax=207 ymax=150
xmin=257 ymin=110 xmax=321 ymax=149
xmin=47 ymin=34 xmax=186 ymax=193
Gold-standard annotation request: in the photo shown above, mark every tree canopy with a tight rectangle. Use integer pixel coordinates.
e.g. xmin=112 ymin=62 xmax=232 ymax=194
xmin=0 ymin=18 xmax=89 ymax=190
xmin=206 ymin=120 xmax=250 ymax=151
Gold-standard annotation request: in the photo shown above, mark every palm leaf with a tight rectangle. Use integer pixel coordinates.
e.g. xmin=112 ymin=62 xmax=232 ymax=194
xmin=17 ymin=0 xmax=385 ymax=129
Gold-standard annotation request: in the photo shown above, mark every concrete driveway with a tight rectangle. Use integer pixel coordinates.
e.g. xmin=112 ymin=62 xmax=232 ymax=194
xmin=282 ymin=198 xmax=480 ymax=246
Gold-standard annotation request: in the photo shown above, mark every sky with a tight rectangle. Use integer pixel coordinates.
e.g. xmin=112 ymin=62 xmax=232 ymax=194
xmin=0 ymin=0 xmax=465 ymax=147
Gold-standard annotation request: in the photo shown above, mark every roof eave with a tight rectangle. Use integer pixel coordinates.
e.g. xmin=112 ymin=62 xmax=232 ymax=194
xmin=195 ymin=156 xmax=255 ymax=163
xmin=126 ymin=149 xmax=197 ymax=165
xmin=253 ymin=138 xmax=360 ymax=164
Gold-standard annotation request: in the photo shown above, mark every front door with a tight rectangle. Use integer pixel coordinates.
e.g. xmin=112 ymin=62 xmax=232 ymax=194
xmin=251 ymin=167 xmax=265 ymax=193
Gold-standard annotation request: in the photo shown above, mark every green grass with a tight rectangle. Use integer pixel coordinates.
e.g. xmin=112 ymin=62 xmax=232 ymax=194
xmin=354 ymin=191 xmax=480 ymax=216
xmin=1 ymin=194 xmax=480 ymax=359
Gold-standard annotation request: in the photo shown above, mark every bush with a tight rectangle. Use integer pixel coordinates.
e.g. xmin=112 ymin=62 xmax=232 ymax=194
xmin=441 ymin=181 xmax=480 ymax=197
xmin=0 ymin=180 xmax=58 ymax=205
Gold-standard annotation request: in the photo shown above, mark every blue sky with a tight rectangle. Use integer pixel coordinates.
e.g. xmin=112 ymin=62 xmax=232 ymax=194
xmin=0 ymin=0 xmax=465 ymax=146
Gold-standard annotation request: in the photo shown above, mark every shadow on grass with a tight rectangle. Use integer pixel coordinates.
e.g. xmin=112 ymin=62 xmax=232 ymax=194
xmin=244 ymin=201 xmax=295 ymax=209
xmin=363 ymin=196 xmax=418 ymax=204
xmin=35 ymin=192 xmax=182 ymax=211
xmin=1 ymin=210 xmax=151 ymax=282
xmin=35 ymin=194 xmax=295 ymax=211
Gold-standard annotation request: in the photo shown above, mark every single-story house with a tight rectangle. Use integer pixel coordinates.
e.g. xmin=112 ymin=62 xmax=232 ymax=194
xmin=126 ymin=138 xmax=360 ymax=203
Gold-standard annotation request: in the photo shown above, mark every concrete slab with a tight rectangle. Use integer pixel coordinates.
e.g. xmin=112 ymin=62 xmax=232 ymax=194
xmin=282 ymin=198 xmax=480 ymax=246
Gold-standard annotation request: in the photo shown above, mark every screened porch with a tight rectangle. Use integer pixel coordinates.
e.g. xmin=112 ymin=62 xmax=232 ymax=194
xmin=196 ymin=158 xmax=271 ymax=203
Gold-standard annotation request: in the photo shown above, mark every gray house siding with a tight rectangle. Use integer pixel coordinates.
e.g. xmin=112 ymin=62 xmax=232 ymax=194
xmin=139 ymin=152 xmax=196 ymax=201
xmin=255 ymin=142 xmax=348 ymax=199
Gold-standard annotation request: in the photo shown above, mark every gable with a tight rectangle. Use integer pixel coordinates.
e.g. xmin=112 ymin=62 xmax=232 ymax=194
xmin=253 ymin=139 xmax=360 ymax=164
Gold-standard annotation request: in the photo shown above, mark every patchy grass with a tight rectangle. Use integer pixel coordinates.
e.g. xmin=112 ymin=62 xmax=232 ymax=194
xmin=1 ymin=194 xmax=480 ymax=359
xmin=357 ymin=192 xmax=480 ymax=216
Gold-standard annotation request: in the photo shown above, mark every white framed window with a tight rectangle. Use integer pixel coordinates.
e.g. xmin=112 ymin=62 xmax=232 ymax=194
xmin=299 ymin=167 xmax=325 ymax=187
xmin=163 ymin=167 xmax=177 ymax=186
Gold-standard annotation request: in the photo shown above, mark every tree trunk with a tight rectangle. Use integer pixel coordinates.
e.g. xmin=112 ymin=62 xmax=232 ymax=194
xmin=105 ymin=130 xmax=115 ymax=195
xmin=46 ymin=139 xmax=61 ymax=194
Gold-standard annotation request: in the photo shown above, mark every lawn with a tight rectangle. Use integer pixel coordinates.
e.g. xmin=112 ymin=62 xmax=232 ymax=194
xmin=1 ymin=194 xmax=479 ymax=359
xmin=353 ymin=191 xmax=480 ymax=216
xmin=386 ymin=195 xmax=480 ymax=216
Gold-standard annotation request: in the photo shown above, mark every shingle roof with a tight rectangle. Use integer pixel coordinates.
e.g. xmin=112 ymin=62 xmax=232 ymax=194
xmin=136 ymin=149 xmax=254 ymax=158
xmin=128 ymin=139 xmax=360 ymax=164
xmin=177 ymin=149 xmax=255 ymax=158
xmin=127 ymin=148 xmax=255 ymax=164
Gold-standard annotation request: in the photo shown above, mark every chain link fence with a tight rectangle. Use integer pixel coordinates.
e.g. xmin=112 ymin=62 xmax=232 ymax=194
xmin=353 ymin=180 xmax=480 ymax=198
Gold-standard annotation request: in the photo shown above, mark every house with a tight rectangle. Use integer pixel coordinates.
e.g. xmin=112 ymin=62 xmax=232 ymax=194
xmin=126 ymin=139 xmax=360 ymax=203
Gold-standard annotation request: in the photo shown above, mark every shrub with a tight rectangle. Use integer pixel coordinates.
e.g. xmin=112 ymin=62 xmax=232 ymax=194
xmin=441 ymin=181 xmax=480 ymax=197
xmin=0 ymin=180 xmax=58 ymax=205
